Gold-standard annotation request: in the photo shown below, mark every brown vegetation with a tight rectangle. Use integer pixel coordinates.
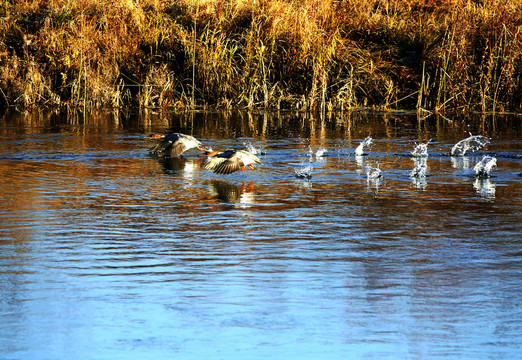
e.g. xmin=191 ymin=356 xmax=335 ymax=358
xmin=0 ymin=0 xmax=520 ymax=112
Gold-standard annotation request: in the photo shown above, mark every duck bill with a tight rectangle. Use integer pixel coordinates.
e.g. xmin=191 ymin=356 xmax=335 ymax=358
xmin=248 ymin=164 xmax=255 ymax=170
xmin=199 ymin=149 xmax=219 ymax=157
xmin=146 ymin=134 xmax=164 ymax=139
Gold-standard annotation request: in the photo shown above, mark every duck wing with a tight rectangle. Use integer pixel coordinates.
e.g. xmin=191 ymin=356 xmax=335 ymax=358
xmin=170 ymin=134 xmax=202 ymax=157
xmin=169 ymin=140 xmax=192 ymax=157
xmin=204 ymin=156 xmax=240 ymax=174
xmin=213 ymin=158 xmax=244 ymax=174
xmin=149 ymin=139 xmax=172 ymax=155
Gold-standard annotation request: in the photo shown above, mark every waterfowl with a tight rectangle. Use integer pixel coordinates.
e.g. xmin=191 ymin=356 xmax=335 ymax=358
xmin=148 ymin=133 xmax=206 ymax=158
xmin=204 ymin=149 xmax=261 ymax=175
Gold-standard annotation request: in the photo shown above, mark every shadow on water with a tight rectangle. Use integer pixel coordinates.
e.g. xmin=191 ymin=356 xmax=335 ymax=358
xmin=0 ymin=108 xmax=521 ymax=359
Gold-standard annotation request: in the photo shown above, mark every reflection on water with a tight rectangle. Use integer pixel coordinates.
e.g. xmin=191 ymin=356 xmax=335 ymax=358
xmin=473 ymin=178 xmax=496 ymax=199
xmin=0 ymin=109 xmax=521 ymax=359
xmin=451 ymin=155 xmax=473 ymax=170
xmin=207 ymin=180 xmax=256 ymax=206
xmin=410 ymin=157 xmax=428 ymax=190
xmin=157 ymin=156 xmax=208 ymax=175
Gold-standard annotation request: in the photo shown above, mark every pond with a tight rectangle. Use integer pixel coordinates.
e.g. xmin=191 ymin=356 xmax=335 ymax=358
xmin=0 ymin=109 xmax=521 ymax=359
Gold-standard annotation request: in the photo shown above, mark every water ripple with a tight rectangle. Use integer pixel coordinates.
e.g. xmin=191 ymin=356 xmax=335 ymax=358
xmin=1 ymin=114 xmax=521 ymax=360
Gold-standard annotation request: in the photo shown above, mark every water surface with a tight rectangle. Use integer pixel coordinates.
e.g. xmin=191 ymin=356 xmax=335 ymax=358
xmin=1 ymin=110 xmax=521 ymax=359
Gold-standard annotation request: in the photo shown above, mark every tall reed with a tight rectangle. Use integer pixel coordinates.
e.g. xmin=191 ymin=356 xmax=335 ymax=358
xmin=0 ymin=0 xmax=520 ymax=113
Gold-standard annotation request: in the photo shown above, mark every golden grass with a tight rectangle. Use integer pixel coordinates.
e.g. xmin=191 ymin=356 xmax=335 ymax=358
xmin=0 ymin=0 xmax=520 ymax=112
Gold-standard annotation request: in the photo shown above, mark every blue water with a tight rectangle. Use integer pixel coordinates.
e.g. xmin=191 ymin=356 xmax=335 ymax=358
xmin=1 ymin=110 xmax=521 ymax=359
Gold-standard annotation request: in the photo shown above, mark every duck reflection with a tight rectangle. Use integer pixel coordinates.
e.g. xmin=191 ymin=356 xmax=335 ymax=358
xmin=208 ymin=180 xmax=256 ymax=205
xmin=157 ymin=156 xmax=206 ymax=175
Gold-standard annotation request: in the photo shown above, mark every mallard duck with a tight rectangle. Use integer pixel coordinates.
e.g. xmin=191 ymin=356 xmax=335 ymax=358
xmin=204 ymin=149 xmax=261 ymax=175
xmin=148 ymin=133 xmax=206 ymax=157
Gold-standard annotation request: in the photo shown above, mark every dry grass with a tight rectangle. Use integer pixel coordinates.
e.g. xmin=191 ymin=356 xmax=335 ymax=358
xmin=0 ymin=0 xmax=520 ymax=112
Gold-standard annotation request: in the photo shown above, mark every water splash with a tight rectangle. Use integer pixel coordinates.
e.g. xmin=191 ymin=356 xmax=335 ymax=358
xmin=366 ymin=164 xmax=382 ymax=193
xmin=411 ymin=140 xmax=430 ymax=157
xmin=243 ymin=141 xmax=263 ymax=155
xmin=307 ymin=147 xmax=327 ymax=159
xmin=474 ymin=155 xmax=497 ymax=178
xmin=295 ymin=165 xmax=313 ymax=179
xmin=451 ymin=134 xmax=490 ymax=156
xmin=315 ymin=147 xmax=327 ymax=158
xmin=366 ymin=165 xmax=382 ymax=180
xmin=355 ymin=137 xmax=373 ymax=156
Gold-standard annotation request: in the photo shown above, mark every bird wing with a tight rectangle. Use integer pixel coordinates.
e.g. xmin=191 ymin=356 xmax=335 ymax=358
xmin=204 ymin=157 xmax=228 ymax=172
xmin=169 ymin=141 xmax=190 ymax=157
xmin=150 ymin=139 xmax=172 ymax=155
xmin=213 ymin=158 xmax=243 ymax=174
xmin=169 ymin=134 xmax=202 ymax=157
xmin=205 ymin=156 xmax=243 ymax=174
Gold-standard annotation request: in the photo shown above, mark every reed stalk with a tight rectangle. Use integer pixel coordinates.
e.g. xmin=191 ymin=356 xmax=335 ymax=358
xmin=192 ymin=4 xmax=197 ymax=109
xmin=417 ymin=62 xmax=425 ymax=111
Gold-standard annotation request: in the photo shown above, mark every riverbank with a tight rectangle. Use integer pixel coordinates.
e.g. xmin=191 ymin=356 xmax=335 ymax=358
xmin=1 ymin=0 xmax=520 ymax=112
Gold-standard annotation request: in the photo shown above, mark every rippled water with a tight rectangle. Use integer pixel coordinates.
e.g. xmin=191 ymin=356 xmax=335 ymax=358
xmin=1 ymin=110 xmax=521 ymax=359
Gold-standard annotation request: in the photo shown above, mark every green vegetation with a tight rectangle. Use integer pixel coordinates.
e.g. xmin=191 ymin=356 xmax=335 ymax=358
xmin=0 ymin=0 xmax=520 ymax=112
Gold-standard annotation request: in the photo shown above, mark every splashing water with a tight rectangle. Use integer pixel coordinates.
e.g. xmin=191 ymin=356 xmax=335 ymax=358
xmin=451 ymin=134 xmax=490 ymax=156
xmin=307 ymin=147 xmax=313 ymax=158
xmin=355 ymin=137 xmax=373 ymax=156
xmin=410 ymin=163 xmax=427 ymax=178
xmin=411 ymin=141 xmax=430 ymax=157
xmin=315 ymin=147 xmax=327 ymax=158
xmin=366 ymin=165 xmax=382 ymax=180
xmin=243 ymin=141 xmax=262 ymax=155
xmin=295 ymin=165 xmax=313 ymax=179
xmin=307 ymin=147 xmax=327 ymax=159
xmin=366 ymin=165 xmax=382 ymax=193
xmin=474 ymin=155 xmax=497 ymax=178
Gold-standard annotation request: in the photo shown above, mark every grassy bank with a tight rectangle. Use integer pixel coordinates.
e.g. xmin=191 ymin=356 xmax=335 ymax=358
xmin=0 ymin=0 xmax=520 ymax=112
